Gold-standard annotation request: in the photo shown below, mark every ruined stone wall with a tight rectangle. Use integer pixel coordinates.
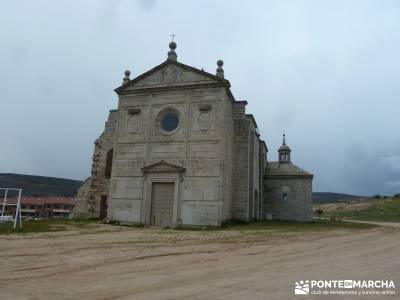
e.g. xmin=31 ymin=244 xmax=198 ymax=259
xmin=71 ymin=110 xmax=117 ymax=218
xmin=264 ymin=177 xmax=313 ymax=222
xmin=70 ymin=178 xmax=91 ymax=218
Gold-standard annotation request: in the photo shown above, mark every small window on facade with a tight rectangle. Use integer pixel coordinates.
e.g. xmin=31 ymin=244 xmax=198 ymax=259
xmin=282 ymin=192 xmax=288 ymax=202
xmin=282 ymin=186 xmax=290 ymax=201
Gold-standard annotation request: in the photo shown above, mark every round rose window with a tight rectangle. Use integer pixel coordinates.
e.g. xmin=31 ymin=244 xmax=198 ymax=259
xmin=161 ymin=112 xmax=179 ymax=132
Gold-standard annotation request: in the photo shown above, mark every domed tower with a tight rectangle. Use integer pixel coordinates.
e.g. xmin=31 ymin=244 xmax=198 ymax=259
xmin=278 ymin=134 xmax=291 ymax=163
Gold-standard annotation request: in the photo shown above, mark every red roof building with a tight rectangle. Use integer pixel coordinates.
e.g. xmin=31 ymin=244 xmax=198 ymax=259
xmin=1 ymin=197 xmax=75 ymax=218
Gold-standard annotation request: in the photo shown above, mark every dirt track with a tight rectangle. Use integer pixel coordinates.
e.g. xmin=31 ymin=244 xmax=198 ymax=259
xmin=0 ymin=225 xmax=399 ymax=300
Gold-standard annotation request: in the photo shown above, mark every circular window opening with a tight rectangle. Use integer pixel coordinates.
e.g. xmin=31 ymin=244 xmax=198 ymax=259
xmin=161 ymin=112 xmax=179 ymax=132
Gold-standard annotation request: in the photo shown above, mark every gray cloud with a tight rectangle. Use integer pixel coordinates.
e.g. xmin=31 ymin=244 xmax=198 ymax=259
xmin=0 ymin=0 xmax=399 ymax=196
xmin=380 ymin=155 xmax=400 ymax=173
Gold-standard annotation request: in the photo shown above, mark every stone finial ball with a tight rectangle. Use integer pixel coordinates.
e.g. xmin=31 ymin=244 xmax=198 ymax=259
xmin=217 ymin=59 xmax=224 ymax=67
xmin=169 ymin=41 xmax=177 ymax=50
xmin=124 ymin=70 xmax=131 ymax=77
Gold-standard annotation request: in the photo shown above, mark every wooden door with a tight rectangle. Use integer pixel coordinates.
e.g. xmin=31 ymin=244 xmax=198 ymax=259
xmin=150 ymin=183 xmax=174 ymax=227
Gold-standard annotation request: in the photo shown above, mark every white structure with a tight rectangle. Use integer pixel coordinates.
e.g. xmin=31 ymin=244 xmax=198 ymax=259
xmin=0 ymin=188 xmax=22 ymax=229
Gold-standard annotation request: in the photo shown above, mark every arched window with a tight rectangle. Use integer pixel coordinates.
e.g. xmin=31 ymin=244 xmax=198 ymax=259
xmin=105 ymin=149 xmax=113 ymax=178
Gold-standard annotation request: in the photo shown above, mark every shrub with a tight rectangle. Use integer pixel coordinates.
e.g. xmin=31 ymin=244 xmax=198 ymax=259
xmin=314 ymin=208 xmax=324 ymax=216
xmin=330 ymin=215 xmax=340 ymax=222
xmin=221 ymin=219 xmax=248 ymax=228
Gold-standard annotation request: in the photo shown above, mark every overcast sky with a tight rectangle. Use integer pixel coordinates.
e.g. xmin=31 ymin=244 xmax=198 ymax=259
xmin=1 ymin=0 xmax=399 ymax=196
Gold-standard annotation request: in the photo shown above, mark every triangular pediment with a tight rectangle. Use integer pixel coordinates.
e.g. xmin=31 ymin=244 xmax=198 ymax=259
xmin=115 ymin=60 xmax=229 ymax=93
xmin=141 ymin=160 xmax=185 ymax=173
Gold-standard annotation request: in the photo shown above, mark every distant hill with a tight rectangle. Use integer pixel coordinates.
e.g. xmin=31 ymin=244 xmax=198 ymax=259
xmin=0 ymin=173 xmax=82 ymax=197
xmin=0 ymin=173 xmax=362 ymax=202
xmin=313 ymin=192 xmax=362 ymax=203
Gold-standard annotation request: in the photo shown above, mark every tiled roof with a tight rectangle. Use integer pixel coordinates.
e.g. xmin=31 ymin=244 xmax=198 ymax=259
xmin=266 ymin=162 xmax=313 ymax=178
xmin=2 ymin=197 xmax=75 ymax=205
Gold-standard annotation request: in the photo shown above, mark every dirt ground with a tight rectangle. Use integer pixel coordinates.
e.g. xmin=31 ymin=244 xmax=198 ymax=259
xmin=0 ymin=224 xmax=399 ymax=300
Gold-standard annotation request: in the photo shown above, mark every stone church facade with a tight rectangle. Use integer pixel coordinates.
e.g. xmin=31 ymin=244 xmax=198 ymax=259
xmin=72 ymin=42 xmax=313 ymax=226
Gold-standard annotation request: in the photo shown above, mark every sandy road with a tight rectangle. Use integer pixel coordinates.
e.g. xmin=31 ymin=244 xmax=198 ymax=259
xmin=0 ymin=225 xmax=399 ymax=300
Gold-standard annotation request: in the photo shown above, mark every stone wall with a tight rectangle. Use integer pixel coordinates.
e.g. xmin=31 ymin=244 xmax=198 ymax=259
xmin=70 ymin=178 xmax=90 ymax=218
xmin=231 ymin=101 xmax=249 ymax=220
xmin=258 ymin=142 xmax=268 ymax=220
xmin=222 ymin=94 xmax=233 ymax=221
xmin=110 ymin=64 xmax=230 ymax=226
xmin=264 ymin=177 xmax=313 ymax=222
xmin=230 ymin=103 xmax=267 ymax=221
xmin=71 ymin=110 xmax=117 ymax=218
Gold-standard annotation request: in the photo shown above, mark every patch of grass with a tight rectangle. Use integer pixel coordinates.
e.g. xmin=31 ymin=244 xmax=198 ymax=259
xmin=0 ymin=218 xmax=97 ymax=235
xmin=0 ymin=217 xmax=375 ymax=236
xmin=173 ymin=219 xmax=375 ymax=233
xmin=219 ymin=219 xmax=375 ymax=232
xmin=175 ymin=226 xmax=218 ymax=231
xmin=321 ymin=197 xmax=400 ymax=222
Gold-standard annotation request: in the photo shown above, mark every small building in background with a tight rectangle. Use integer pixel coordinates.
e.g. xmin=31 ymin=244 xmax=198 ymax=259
xmin=263 ymin=135 xmax=313 ymax=221
xmin=2 ymin=197 xmax=75 ymax=218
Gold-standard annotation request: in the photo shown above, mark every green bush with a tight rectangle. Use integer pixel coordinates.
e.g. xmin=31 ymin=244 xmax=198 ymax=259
xmin=314 ymin=208 xmax=324 ymax=216
xmin=221 ymin=219 xmax=249 ymax=228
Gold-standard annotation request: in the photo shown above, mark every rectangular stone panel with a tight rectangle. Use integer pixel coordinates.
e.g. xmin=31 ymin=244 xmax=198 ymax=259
xmin=149 ymin=142 xmax=185 ymax=159
xmin=181 ymin=201 xmax=220 ymax=226
xmin=112 ymin=160 xmax=145 ymax=177
xmin=182 ymin=177 xmax=220 ymax=201
xmin=111 ymin=199 xmax=141 ymax=222
xmin=116 ymin=144 xmax=146 ymax=160
xmin=152 ymin=92 xmax=186 ymax=105
xmin=110 ymin=177 xmax=143 ymax=199
xmin=119 ymin=95 xmax=149 ymax=108
xmin=190 ymin=88 xmax=223 ymax=102
xmin=188 ymin=142 xmax=221 ymax=158
xmin=184 ymin=159 xmax=221 ymax=177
